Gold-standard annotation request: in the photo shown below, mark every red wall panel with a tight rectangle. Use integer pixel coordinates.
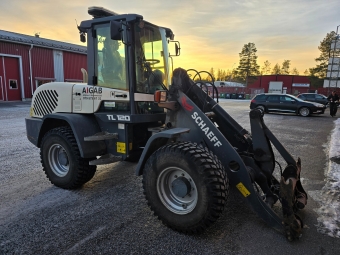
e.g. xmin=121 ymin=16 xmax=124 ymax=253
xmin=63 ymin=51 xmax=87 ymax=81
xmin=0 ymin=56 xmax=4 ymax=100
xmin=248 ymin=75 xmax=311 ymax=94
xmin=31 ymin=47 xmax=54 ymax=81
xmin=0 ymin=42 xmax=31 ymax=98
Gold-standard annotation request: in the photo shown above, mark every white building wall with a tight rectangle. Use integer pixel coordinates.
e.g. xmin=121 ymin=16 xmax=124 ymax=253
xmin=53 ymin=50 xmax=64 ymax=82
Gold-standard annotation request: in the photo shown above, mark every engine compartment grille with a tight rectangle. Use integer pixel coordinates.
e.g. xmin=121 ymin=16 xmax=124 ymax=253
xmin=33 ymin=90 xmax=59 ymax=116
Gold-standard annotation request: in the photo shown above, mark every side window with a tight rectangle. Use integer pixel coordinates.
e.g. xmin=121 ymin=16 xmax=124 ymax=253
xmin=96 ymin=25 xmax=127 ymax=90
xmin=305 ymin=94 xmax=314 ymax=99
xmin=315 ymin=95 xmax=323 ymax=99
xmin=267 ymin=95 xmax=279 ymax=102
xmin=256 ymin=95 xmax=267 ymax=100
xmin=282 ymin=96 xmax=293 ymax=101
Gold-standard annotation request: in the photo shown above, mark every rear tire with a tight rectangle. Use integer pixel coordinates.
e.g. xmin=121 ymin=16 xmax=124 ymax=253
xmin=256 ymin=105 xmax=266 ymax=113
xmin=299 ymin=107 xmax=310 ymax=117
xmin=40 ymin=127 xmax=97 ymax=189
xmin=143 ymin=142 xmax=229 ymax=234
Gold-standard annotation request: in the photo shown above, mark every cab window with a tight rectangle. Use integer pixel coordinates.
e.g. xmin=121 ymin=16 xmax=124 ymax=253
xmin=96 ymin=25 xmax=128 ymax=90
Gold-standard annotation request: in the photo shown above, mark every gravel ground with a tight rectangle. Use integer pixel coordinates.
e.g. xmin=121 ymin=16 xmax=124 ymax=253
xmin=0 ymin=100 xmax=339 ymax=255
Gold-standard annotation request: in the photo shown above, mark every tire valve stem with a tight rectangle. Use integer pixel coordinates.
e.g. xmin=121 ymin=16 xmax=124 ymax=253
xmin=174 ymin=175 xmax=178 ymax=178
xmin=182 ymin=204 xmax=187 ymax=209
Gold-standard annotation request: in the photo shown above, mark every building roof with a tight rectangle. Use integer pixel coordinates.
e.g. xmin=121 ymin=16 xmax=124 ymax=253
xmin=0 ymin=29 xmax=87 ymax=54
xmin=214 ymin=81 xmax=245 ymax=87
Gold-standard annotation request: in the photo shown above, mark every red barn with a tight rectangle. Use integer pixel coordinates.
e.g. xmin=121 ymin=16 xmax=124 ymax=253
xmin=0 ymin=30 xmax=87 ymax=101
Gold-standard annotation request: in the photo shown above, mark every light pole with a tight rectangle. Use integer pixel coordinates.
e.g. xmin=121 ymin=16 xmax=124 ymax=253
xmin=329 ymin=25 xmax=340 ymax=94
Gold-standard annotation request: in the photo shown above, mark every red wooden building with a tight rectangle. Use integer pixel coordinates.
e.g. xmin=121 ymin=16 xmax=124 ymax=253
xmin=247 ymin=75 xmax=311 ymax=95
xmin=0 ymin=30 xmax=87 ymax=101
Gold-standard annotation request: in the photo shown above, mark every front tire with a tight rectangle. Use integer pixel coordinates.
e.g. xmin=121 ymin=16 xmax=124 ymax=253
xmin=143 ymin=142 xmax=229 ymax=234
xmin=40 ymin=127 xmax=97 ymax=189
xmin=299 ymin=107 xmax=310 ymax=117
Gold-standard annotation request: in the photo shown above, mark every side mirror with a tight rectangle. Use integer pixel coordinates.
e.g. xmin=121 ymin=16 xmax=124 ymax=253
xmin=175 ymin=43 xmax=179 ymax=56
xmin=80 ymin=33 xmax=86 ymax=43
xmin=110 ymin=20 xmax=122 ymax=40
xmin=154 ymin=90 xmax=168 ymax=103
xmin=169 ymin=41 xmax=181 ymax=57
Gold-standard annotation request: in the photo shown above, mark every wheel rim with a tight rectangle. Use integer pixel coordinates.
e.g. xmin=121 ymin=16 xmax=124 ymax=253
xmin=300 ymin=108 xmax=309 ymax=116
xmin=48 ymin=143 xmax=70 ymax=177
xmin=257 ymin=106 xmax=265 ymax=112
xmin=157 ymin=167 xmax=198 ymax=215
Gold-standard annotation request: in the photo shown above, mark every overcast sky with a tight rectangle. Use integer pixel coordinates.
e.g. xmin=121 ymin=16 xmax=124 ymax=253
xmin=1 ymin=0 xmax=339 ymax=74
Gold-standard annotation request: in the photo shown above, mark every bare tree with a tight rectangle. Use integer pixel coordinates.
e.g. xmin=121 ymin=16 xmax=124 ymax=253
xmin=281 ymin=60 xmax=291 ymax=74
xmin=272 ymin=63 xmax=281 ymax=74
xmin=261 ymin=60 xmax=271 ymax=75
xmin=291 ymin=67 xmax=300 ymax=75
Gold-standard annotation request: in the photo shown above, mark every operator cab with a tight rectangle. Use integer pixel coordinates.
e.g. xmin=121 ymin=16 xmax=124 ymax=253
xmin=78 ymin=6 xmax=178 ymax=114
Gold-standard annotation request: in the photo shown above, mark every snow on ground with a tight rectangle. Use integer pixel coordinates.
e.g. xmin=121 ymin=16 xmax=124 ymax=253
xmin=312 ymin=118 xmax=340 ymax=238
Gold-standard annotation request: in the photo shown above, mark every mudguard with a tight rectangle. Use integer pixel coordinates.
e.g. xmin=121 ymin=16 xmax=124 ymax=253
xmin=135 ymin=127 xmax=190 ymax=176
xmin=25 ymin=113 xmax=106 ymax=158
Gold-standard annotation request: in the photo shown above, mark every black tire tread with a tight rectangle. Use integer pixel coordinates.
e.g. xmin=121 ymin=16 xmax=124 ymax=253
xmin=143 ymin=141 xmax=229 ymax=234
xmin=40 ymin=126 xmax=96 ymax=189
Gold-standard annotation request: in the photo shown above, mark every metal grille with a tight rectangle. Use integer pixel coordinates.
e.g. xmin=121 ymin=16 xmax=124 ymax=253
xmin=33 ymin=90 xmax=59 ymax=116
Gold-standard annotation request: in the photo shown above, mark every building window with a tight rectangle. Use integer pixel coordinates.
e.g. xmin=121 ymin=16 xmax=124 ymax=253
xmin=9 ymin=80 xmax=18 ymax=89
xmin=35 ymin=78 xmax=56 ymax=88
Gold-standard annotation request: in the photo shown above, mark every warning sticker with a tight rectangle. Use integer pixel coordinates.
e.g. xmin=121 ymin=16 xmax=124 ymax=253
xmin=236 ymin=182 xmax=251 ymax=197
xmin=117 ymin=142 xmax=126 ymax=153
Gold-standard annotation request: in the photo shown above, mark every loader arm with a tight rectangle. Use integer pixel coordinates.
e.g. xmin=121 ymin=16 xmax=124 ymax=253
xmin=168 ymin=68 xmax=308 ymax=240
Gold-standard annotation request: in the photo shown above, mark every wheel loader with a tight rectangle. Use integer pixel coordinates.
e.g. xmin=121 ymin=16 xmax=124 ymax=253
xmin=25 ymin=6 xmax=307 ymax=241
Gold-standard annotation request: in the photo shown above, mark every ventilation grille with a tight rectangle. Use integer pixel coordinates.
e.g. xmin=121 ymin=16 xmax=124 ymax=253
xmin=33 ymin=90 xmax=59 ymax=116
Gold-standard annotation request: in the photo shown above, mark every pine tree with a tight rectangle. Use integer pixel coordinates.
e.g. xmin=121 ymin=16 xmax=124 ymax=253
xmin=309 ymin=31 xmax=339 ymax=78
xmin=236 ymin=43 xmax=260 ymax=85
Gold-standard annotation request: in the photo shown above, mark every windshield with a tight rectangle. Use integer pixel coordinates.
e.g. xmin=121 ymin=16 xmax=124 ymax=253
xmin=290 ymin=95 xmax=305 ymax=102
xmin=134 ymin=23 xmax=168 ymax=94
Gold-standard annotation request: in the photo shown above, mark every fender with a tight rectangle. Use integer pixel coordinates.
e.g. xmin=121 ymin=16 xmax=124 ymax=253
xmin=135 ymin=127 xmax=190 ymax=176
xmin=25 ymin=113 xmax=106 ymax=158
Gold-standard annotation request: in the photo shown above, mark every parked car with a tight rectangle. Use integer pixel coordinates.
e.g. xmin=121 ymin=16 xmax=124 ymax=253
xmin=250 ymin=93 xmax=326 ymax=117
xmin=297 ymin=93 xmax=329 ymax=106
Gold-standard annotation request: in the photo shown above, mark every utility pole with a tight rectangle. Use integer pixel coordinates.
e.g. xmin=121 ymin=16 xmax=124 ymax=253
xmin=328 ymin=25 xmax=340 ymax=94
